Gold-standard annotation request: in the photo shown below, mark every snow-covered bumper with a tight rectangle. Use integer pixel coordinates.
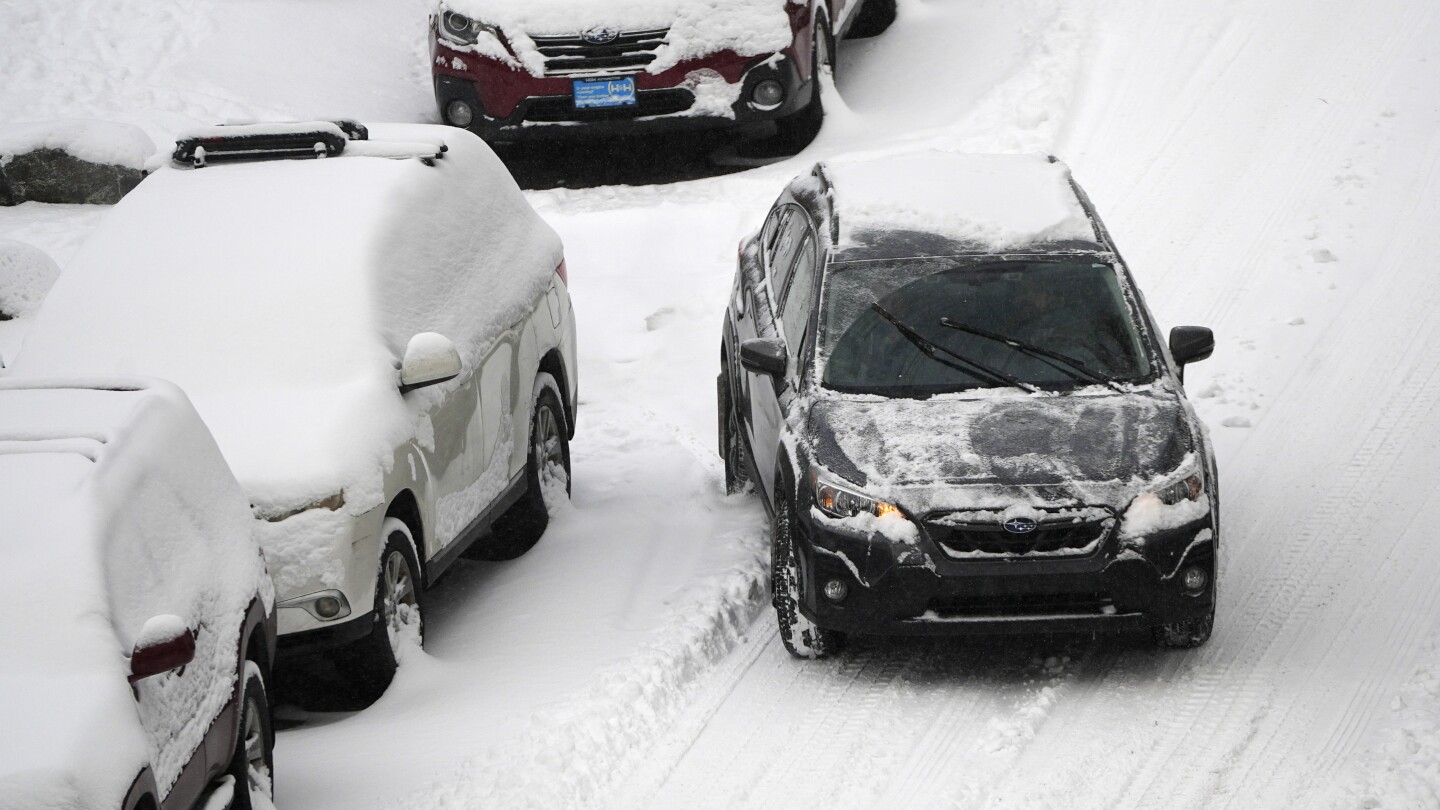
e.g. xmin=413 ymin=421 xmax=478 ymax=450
xmin=432 ymin=41 xmax=811 ymax=141
xmin=256 ymin=503 xmax=386 ymax=655
xmin=792 ymin=502 xmax=1217 ymax=636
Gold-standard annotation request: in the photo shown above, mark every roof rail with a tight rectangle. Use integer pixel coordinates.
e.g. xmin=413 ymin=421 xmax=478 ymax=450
xmin=812 ymin=162 xmax=840 ymax=246
xmin=173 ymin=120 xmax=368 ymax=168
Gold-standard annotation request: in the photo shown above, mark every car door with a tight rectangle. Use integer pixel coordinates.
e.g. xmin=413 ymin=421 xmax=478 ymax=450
xmin=423 ymin=364 xmax=486 ymax=551
xmin=749 ymin=206 xmax=814 ymax=498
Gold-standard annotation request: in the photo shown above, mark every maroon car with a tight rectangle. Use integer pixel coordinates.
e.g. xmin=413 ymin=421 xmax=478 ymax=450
xmin=430 ymin=0 xmax=894 ymax=142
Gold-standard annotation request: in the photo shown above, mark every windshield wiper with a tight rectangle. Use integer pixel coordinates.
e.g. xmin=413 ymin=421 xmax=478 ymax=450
xmin=870 ymin=304 xmax=1037 ymax=393
xmin=938 ymin=317 xmax=1125 ymax=392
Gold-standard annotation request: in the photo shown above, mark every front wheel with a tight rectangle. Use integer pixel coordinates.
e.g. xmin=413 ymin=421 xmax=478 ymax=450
xmin=227 ymin=661 xmax=274 ymax=810
xmin=481 ymin=373 xmax=571 ymax=560
xmin=773 ymin=16 xmax=834 ymax=151
xmin=333 ymin=519 xmax=424 ymax=705
xmin=717 ymin=369 xmax=751 ymax=495
xmin=772 ymin=484 xmax=845 ymax=659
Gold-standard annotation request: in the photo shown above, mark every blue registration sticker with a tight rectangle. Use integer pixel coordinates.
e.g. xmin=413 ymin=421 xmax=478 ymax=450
xmin=573 ymin=77 xmax=638 ymax=109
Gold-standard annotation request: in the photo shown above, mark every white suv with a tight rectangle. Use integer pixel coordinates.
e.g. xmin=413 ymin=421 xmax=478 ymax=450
xmin=13 ymin=122 xmax=579 ymax=702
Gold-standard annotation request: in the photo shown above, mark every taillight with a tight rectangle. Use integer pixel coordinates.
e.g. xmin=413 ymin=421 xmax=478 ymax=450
xmin=555 ymin=258 xmax=568 ymax=285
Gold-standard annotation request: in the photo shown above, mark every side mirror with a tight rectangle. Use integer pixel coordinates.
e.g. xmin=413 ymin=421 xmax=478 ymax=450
xmin=129 ymin=615 xmax=195 ymax=683
xmin=739 ymin=337 xmax=787 ymax=378
xmin=1169 ymin=326 xmax=1214 ymax=382
xmin=400 ymin=333 xmax=462 ymax=394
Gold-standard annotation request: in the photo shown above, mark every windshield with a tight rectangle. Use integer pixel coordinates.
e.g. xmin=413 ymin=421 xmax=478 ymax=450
xmin=819 ymin=259 xmax=1153 ymax=395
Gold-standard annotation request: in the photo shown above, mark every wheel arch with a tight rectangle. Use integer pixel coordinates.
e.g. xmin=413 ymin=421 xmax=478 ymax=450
xmin=384 ymin=490 xmax=427 ymax=587
xmin=538 ymin=348 xmax=575 ymax=439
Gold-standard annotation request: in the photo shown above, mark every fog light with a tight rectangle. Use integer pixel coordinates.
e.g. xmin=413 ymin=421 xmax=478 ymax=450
xmin=314 ymin=595 xmax=343 ymax=619
xmin=823 ymin=579 xmax=848 ymax=602
xmin=752 ymin=79 xmax=784 ymax=110
xmin=446 ymin=100 xmax=475 ymax=128
xmin=1182 ymin=566 xmax=1208 ymax=593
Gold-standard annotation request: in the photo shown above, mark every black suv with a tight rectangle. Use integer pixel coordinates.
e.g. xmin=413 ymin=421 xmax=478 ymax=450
xmin=717 ymin=152 xmax=1219 ymax=658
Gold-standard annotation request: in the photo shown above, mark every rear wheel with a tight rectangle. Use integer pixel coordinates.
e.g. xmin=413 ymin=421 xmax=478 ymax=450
xmin=717 ymin=369 xmax=751 ymax=495
xmin=478 ymin=373 xmax=571 ymax=560
xmin=846 ymin=0 xmax=897 ymax=38
xmin=227 ymin=661 xmax=274 ymax=810
xmin=333 ymin=519 xmax=424 ymax=705
xmin=772 ymin=483 xmax=845 ymax=659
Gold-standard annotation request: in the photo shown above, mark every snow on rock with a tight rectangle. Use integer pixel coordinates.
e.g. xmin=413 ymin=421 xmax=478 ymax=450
xmin=0 ymin=119 xmax=155 ymax=171
xmin=443 ymin=0 xmax=801 ymax=74
xmin=0 ymin=239 xmax=60 ymax=319
xmin=828 ymin=151 xmax=1099 ymax=251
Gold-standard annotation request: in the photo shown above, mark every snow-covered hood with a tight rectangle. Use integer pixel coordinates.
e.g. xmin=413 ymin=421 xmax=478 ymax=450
xmin=807 ymin=387 xmax=1196 ymax=510
xmin=443 ymin=0 xmax=799 ymax=73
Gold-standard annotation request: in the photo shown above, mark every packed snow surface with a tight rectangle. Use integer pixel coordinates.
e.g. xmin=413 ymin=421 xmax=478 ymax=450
xmin=4 ymin=0 xmax=1440 ymax=808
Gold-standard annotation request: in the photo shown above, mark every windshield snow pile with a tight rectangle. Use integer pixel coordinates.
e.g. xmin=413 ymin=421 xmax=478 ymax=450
xmin=828 ymin=152 xmax=1099 ymax=251
xmin=443 ymin=0 xmax=799 ymax=75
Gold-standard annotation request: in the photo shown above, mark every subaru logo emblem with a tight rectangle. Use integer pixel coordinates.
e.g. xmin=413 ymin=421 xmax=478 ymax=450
xmin=581 ymin=26 xmax=619 ymax=45
xmin=1002 ymin=517 xmax=1038 ymax=534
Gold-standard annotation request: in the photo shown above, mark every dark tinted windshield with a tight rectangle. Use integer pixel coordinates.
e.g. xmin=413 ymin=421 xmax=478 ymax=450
xmin=820 ymin=259 xmax=1153 ymax=394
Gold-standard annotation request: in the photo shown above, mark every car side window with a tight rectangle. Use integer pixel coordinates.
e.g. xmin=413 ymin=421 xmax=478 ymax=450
xmin=779 ymin=233 xmax=818 ymax=357
xmin=769 ymin=206 xmax=807 ymax=299
xmin=762 ymin=207 xmax=787 ymax=266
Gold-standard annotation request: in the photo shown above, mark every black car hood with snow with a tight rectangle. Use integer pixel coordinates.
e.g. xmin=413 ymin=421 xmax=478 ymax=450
xmin=807 ymin=387 xmax=1195 ymax=503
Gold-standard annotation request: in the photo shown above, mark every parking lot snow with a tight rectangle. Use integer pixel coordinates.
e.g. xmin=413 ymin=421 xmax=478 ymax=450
xmin=3 ymin=0 xmax=1440 ymax=807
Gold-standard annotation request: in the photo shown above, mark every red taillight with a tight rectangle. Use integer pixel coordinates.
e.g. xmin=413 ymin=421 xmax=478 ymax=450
xmin=555 ymin=258 xmax=568 ymax=285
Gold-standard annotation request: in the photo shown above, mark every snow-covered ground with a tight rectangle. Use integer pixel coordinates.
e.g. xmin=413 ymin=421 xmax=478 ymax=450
xmin=4 ymin=0 xmax=1440 ymax=806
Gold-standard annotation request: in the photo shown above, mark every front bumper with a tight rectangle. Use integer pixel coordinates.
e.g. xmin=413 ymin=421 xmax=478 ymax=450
xmin=432 ymin=42 xmax=810 ymax=140
xmin=793 ymin=507 xmax=1217 ymax=636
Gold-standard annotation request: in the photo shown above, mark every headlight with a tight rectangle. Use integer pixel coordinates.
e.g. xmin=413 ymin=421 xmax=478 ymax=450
xmin=439 ymin=9 xmax=499 ymax=45
xmin=811 ymin=467 xmax=901 ymax=519
xmin=1152 ymin=471 xmax=1204 ymax=505
xmin=261 ymin=491 xmax=345 ymax=523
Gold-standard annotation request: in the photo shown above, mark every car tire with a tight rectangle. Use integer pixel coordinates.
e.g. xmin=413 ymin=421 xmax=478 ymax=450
xmin=335 ymin=519 xmax=424 ymax=704
xmin=846 ymin=0 xmax=897 ymax=38
xmin=774 ymin=14 xmax=834 ymax=151
xmin=226 ymin=660 xmax=274 ymax=810
xmin=480 ymin=373 xmax=571 ymax=560
xmin=772 ymin=481 xmax=846 ymax=659
xmin=717 ymin=369 xmax=752 ymax=495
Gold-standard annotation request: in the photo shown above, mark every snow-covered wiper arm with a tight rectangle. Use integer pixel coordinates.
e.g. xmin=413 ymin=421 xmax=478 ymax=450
xmin=870 ymin=303 xmax=1037 ymax=393
xmin=938 ymin=316 xmax=1124 ymax=392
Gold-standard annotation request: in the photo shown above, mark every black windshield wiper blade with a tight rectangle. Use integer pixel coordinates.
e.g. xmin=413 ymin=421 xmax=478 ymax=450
xmin=938 ymin=316 xmax=1125 ymax=392
xmin=870 ymin=304 xmax=1037 ymax=393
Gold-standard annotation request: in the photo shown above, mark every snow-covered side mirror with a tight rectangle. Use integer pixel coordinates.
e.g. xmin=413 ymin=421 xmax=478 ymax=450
xmin=399 ymin=332 xmax=462 ymax=394
xmin=128 ymin=615 xmax=195 ymax=683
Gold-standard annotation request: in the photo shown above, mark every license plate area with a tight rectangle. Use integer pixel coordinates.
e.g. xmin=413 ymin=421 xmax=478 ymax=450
xmin=573 ymin=77 xmax=637 ymax=109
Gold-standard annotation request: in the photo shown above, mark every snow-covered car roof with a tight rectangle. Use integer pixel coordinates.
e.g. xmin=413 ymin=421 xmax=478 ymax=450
xmin=440 ymin=0 xmax=800 ymax=74
xmin=824 ymin=152 xmax=1104 ymax=256
xmin=12 ymin=124 xmax=564 ymax=512
xmin=0 ymin=378 xmax=265 ymax=809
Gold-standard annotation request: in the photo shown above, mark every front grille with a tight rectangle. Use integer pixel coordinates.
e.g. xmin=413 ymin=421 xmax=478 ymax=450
xmin=924 ymin=507 xmax=1114 ymax=558
xmin=522 ymin=89 xmax=694 ymax=122
xmin=928 ymin=591 xmax=1114 ymax=618
xmin=530 ymin=29 xmax=669 ymax=77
